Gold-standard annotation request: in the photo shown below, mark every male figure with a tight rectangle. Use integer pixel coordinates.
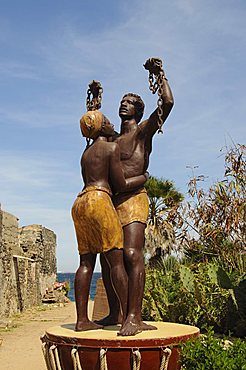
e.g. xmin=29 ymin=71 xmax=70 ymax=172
xmin=99 ymin=58 xmax=174 ymax=336
xmin=72 ymin=110 xmax=148 ymax=333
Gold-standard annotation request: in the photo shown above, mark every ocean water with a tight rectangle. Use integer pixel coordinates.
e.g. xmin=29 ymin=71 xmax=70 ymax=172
xmin=57 ymin=272 xmax=101 ymax=302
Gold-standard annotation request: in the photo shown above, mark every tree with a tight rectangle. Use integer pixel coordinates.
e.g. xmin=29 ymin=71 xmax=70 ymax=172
xmin=144 ymin=176 xmax=184 ymax=259
xmin=175 ymin=143 xmax=246 ymax=274
xmin=143 ymin=145 xmax=246 ymax=336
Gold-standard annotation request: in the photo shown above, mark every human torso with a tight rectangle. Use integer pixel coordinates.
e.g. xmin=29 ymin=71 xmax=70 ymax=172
xmin=82 ymin=140 xmax=112 ymax=191
xmin=114 ymin=125 xmax=149 ymax=178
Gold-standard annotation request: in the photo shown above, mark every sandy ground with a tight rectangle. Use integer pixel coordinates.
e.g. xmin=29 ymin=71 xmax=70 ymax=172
xmin=0 ymin=301 xmax=93 ymax=370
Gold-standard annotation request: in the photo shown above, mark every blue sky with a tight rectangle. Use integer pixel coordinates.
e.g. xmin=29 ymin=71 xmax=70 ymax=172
xmin=1 ymin=0 xmax=245 ymax=272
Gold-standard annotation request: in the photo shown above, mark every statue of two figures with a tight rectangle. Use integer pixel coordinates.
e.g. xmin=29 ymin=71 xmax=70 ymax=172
xmin=71 ymin=58 xmax=174 ymax=336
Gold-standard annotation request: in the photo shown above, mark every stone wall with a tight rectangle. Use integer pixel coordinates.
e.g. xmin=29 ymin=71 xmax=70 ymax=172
xmin=0 ymin=209 xmax=57 ymax=318
xmin=0 ymin=211 xmax=20 ymax=316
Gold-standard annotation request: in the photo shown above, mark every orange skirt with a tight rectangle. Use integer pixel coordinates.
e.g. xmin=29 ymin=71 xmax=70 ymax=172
xmin=72 ymin=187 xmax=123 ymax=255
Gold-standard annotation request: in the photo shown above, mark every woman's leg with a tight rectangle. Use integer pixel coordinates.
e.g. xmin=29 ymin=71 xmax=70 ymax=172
xmin=75 ymin=253 xmax=103 ymax=331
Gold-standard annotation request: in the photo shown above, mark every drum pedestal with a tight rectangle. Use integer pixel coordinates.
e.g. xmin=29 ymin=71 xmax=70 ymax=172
xmin=41 ymin=322 xmax=199 ymax=370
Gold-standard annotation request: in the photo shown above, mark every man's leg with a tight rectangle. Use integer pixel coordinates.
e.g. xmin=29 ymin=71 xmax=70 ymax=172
xmin=103 ymin=249 xmax=128 ymax=325
xmin=75 ymin=253 xmax=103 ymax=331
xmin=119 ymin=222 xmax=156 ymax=336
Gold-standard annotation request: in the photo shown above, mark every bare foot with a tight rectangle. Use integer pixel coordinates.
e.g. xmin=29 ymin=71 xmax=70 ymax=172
xmin=75 ymin=320 xmax=103 ymax=332
xmin=118 ymin=322 xmax=142 ymax=336
xmin=118 ymin=318 xmax=158 ymax=336
xmin=140 ymin=322 xmax=157 ymax=331
xmin=117 ymin=315 xmax=142 ymax=336
xmin=94 ymin=314 xmax=122 ymax=326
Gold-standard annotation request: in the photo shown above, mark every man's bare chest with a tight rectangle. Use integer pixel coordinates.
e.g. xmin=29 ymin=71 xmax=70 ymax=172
xmin=115 ymin=133 xmax=145 ymax=161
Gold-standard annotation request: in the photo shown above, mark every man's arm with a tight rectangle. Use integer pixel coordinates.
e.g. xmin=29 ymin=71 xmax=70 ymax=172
xmin=109 ymin=143 xmax=147 ymax=194
xmin=140 ymin=57 xmax=174 ymax=137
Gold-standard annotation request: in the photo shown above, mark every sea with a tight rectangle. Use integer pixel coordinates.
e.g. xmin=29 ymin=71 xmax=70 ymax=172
xmin=57 ymin=272 xmax=101 ymax=302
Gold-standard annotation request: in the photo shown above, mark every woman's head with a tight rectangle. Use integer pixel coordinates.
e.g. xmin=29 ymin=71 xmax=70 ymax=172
xmin=80 ymin=110 xmax=114 ymax=139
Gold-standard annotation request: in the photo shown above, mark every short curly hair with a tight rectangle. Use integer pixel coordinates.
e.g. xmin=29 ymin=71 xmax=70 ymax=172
xmin=122 ymin=93 xmax=145 ymax=123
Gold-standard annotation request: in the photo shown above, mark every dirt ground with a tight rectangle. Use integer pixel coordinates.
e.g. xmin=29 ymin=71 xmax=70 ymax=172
xmin=0 ymin=301 xmax=93 ymax=370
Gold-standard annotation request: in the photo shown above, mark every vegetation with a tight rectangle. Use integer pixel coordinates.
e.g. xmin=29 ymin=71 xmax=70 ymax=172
xmin=143 ymin=144 xmax=246 ymax=338
xmin=180 ymin=328 xmax=246 ymax=370
xmin=143 ymin=257 xmax=246 ymax=335
xmin=175 ymin=143 xmax=245 ymax=272
xmin=144 ymin=176 xmax=183 ymax=259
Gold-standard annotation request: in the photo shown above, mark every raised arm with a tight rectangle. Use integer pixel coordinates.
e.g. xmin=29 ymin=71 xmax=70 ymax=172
xmin=140 ymin=57 xmax=174 ymax=137
xmin=109 ymin=143 xmax=147 ymax=194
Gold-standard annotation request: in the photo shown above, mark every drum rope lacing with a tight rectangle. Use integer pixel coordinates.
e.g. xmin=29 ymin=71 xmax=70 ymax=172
xmin=48 ymin=344 xmax=62 ymax=370
xmin=160 ymin=347 xmax=172 ymax=370
xmin=41 ymin=339 xmax=172 ymax=370
xmin=132 ymin=349 xmax=141 ymax=370
xmin=41 ymin=341 xmax=53 ymax=370
xmin=100 ymin=348 xmax=108 ymax=370
xmin=71 ymin=348 xmax=83 ymax=370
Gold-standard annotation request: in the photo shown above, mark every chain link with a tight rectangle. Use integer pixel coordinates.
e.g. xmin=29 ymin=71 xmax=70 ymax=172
xmin=148 ymin=73 xmax=159 ymax=94
xmin=147 ymin=68 xmax=167 ymax=133
xmin=86 ymin=81 xmax=103 ymax=111
xmin=157 ymin=71 xmax=165 ymax=133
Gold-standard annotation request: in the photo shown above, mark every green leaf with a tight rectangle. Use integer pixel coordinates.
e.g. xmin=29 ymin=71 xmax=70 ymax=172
xmin=179 ymin=265 xmax=195 ymax=293
xmin=217 ymin=267 xmax=234 ymax=289
xmin=207 ymin=264 xmax=218 ymax=285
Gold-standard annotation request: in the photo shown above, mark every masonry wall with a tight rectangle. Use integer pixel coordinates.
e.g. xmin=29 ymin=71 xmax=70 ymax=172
xmin=0 ymin=211 xmax=20 ymax=316
xmin=0 ymin=209 xmax=57 ymax=318
xmin=19 ymin=224 xmax=57 ymax=301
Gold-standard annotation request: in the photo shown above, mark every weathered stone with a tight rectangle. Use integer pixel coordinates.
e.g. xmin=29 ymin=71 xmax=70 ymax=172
xmin=0 ymin=210 xmax=19 ymax=316
xmin=0 ymin=208 xmax=57 ymax=318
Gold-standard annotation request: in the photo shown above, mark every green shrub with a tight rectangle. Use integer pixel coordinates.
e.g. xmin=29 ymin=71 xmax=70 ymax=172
xmin=180 ymin=328 xmax=246 ymax=370
xmin=143 ymin=259 xmax=245 ymax=335
xmin=143 ymin=256 xmax=181 ymax=322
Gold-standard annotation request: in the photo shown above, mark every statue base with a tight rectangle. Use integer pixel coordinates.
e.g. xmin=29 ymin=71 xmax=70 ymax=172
xmin=41 ymin=322 xmax=199 ymax=370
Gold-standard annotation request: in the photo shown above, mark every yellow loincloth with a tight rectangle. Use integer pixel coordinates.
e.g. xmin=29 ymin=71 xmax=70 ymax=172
xmin=113 ymin=188 xmax=149 ymax=228
xmin=71 ymin=186 xmax=123 ymax=255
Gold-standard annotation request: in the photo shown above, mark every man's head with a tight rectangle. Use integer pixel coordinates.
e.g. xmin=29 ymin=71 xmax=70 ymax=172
xmin=119 ymin=93 xmax=145 ymax=123
xmin=80 ymin=110 xmax=114 ymax=140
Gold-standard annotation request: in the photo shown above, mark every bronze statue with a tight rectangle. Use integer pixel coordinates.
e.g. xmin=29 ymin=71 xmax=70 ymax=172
xmin=71 ymin=110 xmax=148 ymax=332
xmin=97 ymin=57 xmax=174 ymax=336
